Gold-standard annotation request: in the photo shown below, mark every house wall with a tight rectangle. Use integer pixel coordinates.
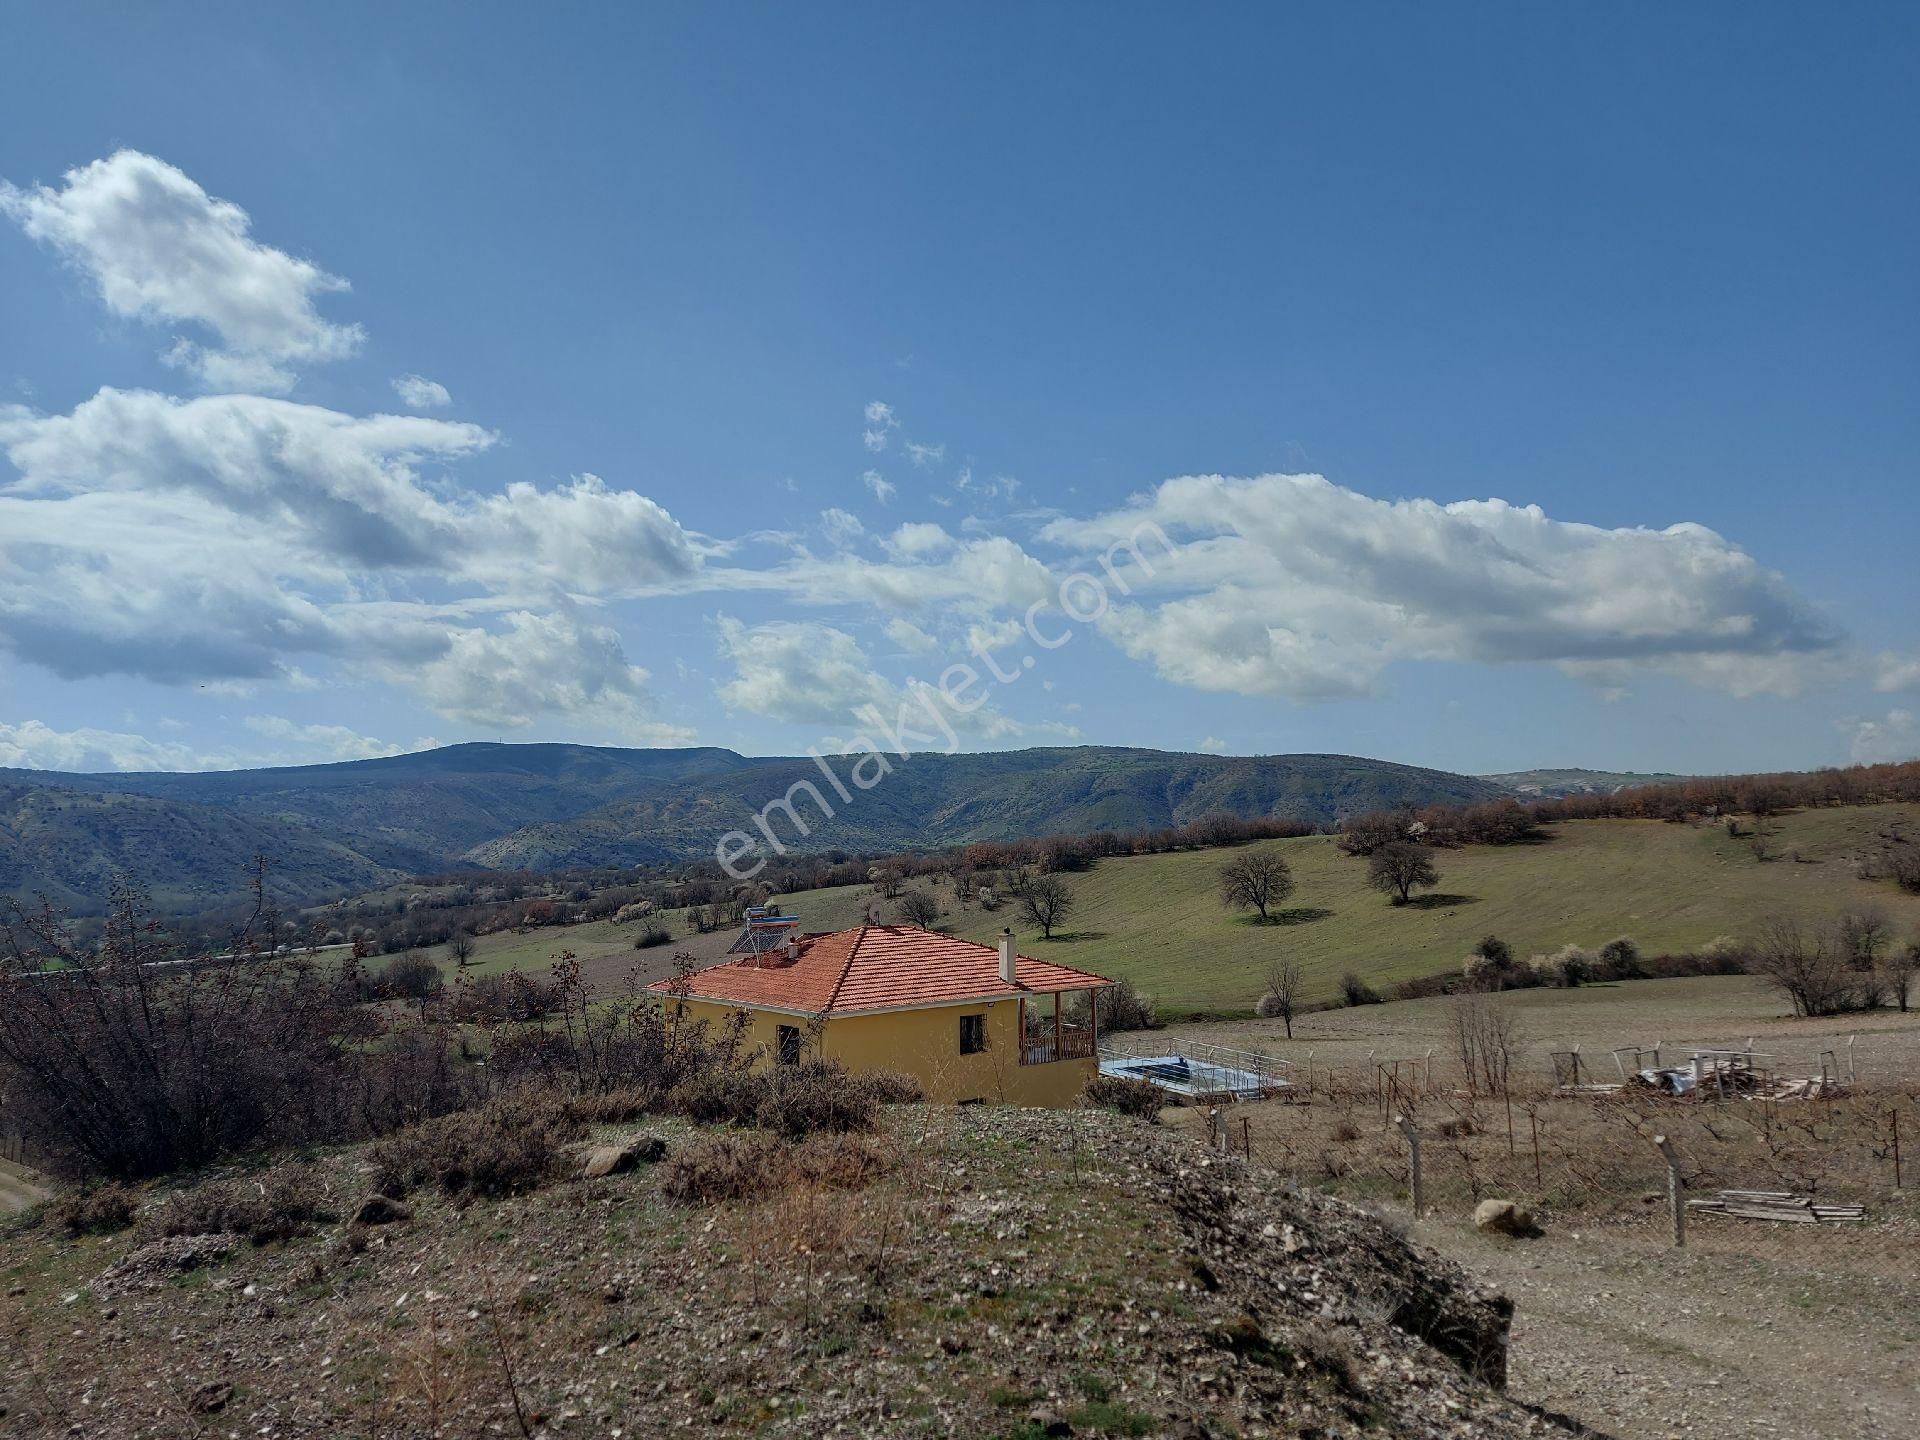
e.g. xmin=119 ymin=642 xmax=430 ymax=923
xmin=668 ymin=994 xmax=1097 ymax=1108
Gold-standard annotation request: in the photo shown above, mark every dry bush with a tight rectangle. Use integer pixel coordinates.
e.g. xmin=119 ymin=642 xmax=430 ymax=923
xmin=788 ymin=1133 xmax=895 ymax=1189
xmin=1329 ymin=1116 xmax=1362 ymax=1143
xmin=1093 ymin=976 xmax=1158 ymax=1032
xmin=859 ymin=1069 xmax=924 ymax=1104
xmin=141 ymin=1163 xmax=334 ymax=1245
xmin=662 ymin=1131 xmax=893 ymax=1207
xmin=1080 ymin=1075 xmax=1163 ymax=1121
xmin=661 ymin=1131 xmax=788 ymax=1205
xmin=755 ymin=1061 xmax=879 ymax=1139
xmin=370 ymin=1091 xmax=584 ymax=1201
xmin=52 ymin=1181 xmax=140 ymax=1235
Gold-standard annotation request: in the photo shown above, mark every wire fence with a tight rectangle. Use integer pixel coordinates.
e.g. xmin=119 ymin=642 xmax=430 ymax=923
xmin=1178 ymin=1038 xmax=1920 ymax=1275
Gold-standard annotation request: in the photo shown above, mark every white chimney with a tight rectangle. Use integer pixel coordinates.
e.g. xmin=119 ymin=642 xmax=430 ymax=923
xmin=785 ymin=931 xmax=801 ymax=963
xmin=999 ymin=928 xmax=1017 ymax=986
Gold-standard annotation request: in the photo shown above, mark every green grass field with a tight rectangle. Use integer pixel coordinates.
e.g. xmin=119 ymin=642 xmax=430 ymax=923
xmin=451 ymin=803 xmax=1920 ymax=1017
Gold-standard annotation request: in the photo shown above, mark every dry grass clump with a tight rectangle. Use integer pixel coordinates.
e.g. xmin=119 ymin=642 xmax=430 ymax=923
xmin=370 ymin=1090 xmax=585 ymax=1201
xmin=52 ymin=1181 xmax=141 ymax=1235
xmin=661 ymin=1131 xmax=787 ymax=1205
xmin=1080 ymin=1075 xmax=1164 ymax=1122
xmin=661 ymin=1131 xmax=895 ymax=1206
xmin=140 ymin=1163 xmax=334 ymax=1245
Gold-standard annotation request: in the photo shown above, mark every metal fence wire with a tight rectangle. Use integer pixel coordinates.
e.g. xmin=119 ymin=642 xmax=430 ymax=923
xmin=1182 ymin=1040 xmax=1919 ymax=1274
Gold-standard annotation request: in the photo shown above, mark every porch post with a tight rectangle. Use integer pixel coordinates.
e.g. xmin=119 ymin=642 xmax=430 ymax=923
xmin=1053 ymin=990 xmax=1062 ymax=1061
xmin=1088 ymin=986 xmax=1098 ymax=1055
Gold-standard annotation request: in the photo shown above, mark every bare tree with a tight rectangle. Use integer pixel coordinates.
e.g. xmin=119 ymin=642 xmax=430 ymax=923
xmin=1017 ymin=872 xmax=1076 ymax=940
xmin=1751 ymin=916 xmax=1856 ymax=1017
xmin=1219 ymin=851 xmax=1295 ymax=922
xmin=895 ymin=889 xmax=941 ymax=930
xmin=1258 ymin=957 xmax=1304 ymax=1038
xmin=1882 ymin=941 xmax=1919 ymax=1013
xmin=1366 ymin=842 xmax=1439 ymax=905
xmin=1450 ymin=993 xmax=1521 ymax=1096
xmin=446 ymin=930 xmax=476 ymax=968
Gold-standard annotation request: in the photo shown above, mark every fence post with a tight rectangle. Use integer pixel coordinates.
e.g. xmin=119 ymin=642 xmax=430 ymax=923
xmin=1393 ymin=1113 xmax=1424 ymax=1217
xmin=1653 ymin=1134 xmax=1685 ymax=1248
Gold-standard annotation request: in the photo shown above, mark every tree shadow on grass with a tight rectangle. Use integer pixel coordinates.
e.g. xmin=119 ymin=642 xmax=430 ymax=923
xmin=1400 ymin=893 xmax=1479 ymax=910
xmin=1232 ymin=907 xmax=1335 ymax=928
xmin=1039 ymin=931 xmax=1109 ymax=943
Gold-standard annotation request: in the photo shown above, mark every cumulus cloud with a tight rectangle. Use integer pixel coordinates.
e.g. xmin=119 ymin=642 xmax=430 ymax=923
xmin=1874 ymin=651 xmax=1920 ymax=693
xmin=1199 ymin=736 xmax=1227 ymax=754
xmin=1038 ymin=472 xmax=1841 ymax=701
xmin=0 ymin=719 xmax=237 ymax=772
xmin=715 ymin=617 xmax=898 ymax=724
xmin=713 ymin=615 xmax=1056 ymax=743
xmin=882 ymin=522 xmax=954 ymax=559
xmin=0 ymin=388 xmax=702 ymax=742
xmin=1848 ymin=710 xmax=1920 ymax=765
xmin=240 ymin=715 xmax=422 ymax=763
xmin=2 ymin=150 xmax=363 ymax=393
xmin=406 ymin=610 xmax=690 ymax=742
xmin=862 ymin=469 xmax=896 ymax=505
xmin=392 ymin=373 xmax=452 ymax=409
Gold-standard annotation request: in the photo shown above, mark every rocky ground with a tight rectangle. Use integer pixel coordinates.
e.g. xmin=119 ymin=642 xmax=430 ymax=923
xmin=1 ymin=1107 xmax=1596 ymax=1439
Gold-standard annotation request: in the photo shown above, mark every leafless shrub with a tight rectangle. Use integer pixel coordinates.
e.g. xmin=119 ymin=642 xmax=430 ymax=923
xmin=1079 ymin=1075 xmax=1163 ymax=1121
xmin=1256 ymin=957 xmax=1303 ymax=1036
xmin=1751 ymin=916 xmax=1861 ymax=1017
xmin=859 ymin=1069 xmax=924 ymax=1104
xmin=370 ymin=1091 xmax=584 ymax=1200
xmin=52 ymin=1181 xmax=140 ymax=1235
xmin=1450 ymin=993 xmax=1521 ymax=1095
xmin=141 ymin=1162 xmax=335 ymax=1245
xmin=661 ymin=1131 xmax=790 ymax=1205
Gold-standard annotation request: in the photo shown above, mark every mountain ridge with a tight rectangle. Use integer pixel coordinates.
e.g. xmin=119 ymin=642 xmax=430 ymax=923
xmin=0 ymin=742 xmax=1509 ymax=913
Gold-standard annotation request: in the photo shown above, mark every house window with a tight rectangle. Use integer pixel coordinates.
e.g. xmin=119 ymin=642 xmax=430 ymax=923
xmin=776 ymin=1025 xmax=801 ymax=1066
xmin=959 ymin=1014 xmax=987 ymax=1055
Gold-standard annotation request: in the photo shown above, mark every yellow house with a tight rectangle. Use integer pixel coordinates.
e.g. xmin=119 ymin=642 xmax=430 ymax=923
xmin=646 ymin=919 xmax=1114 ymax=1107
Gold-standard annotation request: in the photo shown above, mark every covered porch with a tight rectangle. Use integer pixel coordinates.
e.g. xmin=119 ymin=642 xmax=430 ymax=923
xmin=1017 ymin=985 xmax=1101 ymax=1066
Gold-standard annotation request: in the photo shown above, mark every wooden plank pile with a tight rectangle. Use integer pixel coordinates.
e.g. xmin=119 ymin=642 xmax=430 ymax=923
xmin=1686 ymin=1189 xmax=1866 ymax=1224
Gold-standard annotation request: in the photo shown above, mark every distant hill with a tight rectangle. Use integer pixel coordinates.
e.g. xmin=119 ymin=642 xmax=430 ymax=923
xmin=1484 ymin=767 xmax=1692 ymax=798
xmin=0 ymin=743 xmax=1504 ymax=914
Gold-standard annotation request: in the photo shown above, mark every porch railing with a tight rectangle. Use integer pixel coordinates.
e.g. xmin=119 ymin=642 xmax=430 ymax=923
xmin=1021 ymin=1025 xmax=1096 ymax=1065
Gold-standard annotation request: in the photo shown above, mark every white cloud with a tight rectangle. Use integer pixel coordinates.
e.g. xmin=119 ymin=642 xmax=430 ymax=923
xmin=1874 ymin=651 xmax=1920 ymax=693
xmin=1848 ymin=710 xmax=1920 ymax=765
xmin=862 ymin=400 xmax=897 ymax=452
xmin=392 ymin=373 xmax=452 ymax=409
xmin=406 ymin=610 xmax=690 ymax=742
xmin=239 ymin=715 xmax=422 ymax=763
xmin=714 ymin=615 xmax=1058 ymax=743
xmin=882 ymin=522 xmax=954 ymax=559
xmin=2 ymin=150 xmax=363 ymax=393
xmin=820 ymin=508 xmax=865 ymax=548
xmin=905 ymin=440 xmax=945 ymax=467
xmin=862 ymin=469 xmax=896 ymax=505
xmin=0 ymin=719 xmax=237 ymax=772
xmin=715 ymin=617 xmax=898 ymax=724
xmin=1039 ymin=472 xmax=1840 ymax=701
xmin=1198 ymin=736 xmax=1227 ymax=754
xmin=884 ymin=617 xmax=939 ymax=654
xmin=0 ymin=388 xmax=702 ymax=741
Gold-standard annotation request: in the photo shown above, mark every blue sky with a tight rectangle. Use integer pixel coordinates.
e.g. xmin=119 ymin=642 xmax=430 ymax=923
xmin=1 ymin=2 xmax=1916 ymax=778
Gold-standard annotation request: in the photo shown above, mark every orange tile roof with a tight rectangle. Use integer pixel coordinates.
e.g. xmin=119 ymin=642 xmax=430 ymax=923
xmin=645 ymin=924 xmax=1113 ymax=1015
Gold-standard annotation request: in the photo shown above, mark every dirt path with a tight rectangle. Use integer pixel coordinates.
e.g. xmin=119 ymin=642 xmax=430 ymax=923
xmin=1418 ymin=1221 xmax=1920 ymax=1440
xmin=0 ymin=1159 xmax=48 ymax=1215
